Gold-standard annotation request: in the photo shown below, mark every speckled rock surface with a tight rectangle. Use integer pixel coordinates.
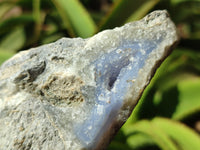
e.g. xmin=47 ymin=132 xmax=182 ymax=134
xmin=0 ymin=10 xmax=178 ymax=150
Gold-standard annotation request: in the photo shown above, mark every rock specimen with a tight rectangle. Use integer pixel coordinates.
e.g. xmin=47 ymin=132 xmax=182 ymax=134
xmin=0 ymin=10 xmax=178 ymax=150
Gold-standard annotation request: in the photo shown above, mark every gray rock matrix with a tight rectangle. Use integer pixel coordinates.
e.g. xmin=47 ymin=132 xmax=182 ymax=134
xmin=0 ymin=10 xmax=178 ymax=150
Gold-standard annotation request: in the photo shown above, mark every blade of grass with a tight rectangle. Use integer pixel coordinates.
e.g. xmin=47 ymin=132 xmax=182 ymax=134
xmin=0 ymin=27 xmax=25 ymax=53
xmin=123 ymin=120 xmax=178 ymax=150
xmin=31 ymin=0 xmax=45 ymax=44
xmin=51 ymin=0 xmax=75 ymax=37
xmin=126 ymin=0 xmax=160 ymax=22
xmin=0 ymin=14 xmax=34 ymax=35
xmin=151 ymin=48 xmax=200 ymax=120
xmin=99 ymin=0 xmax=159 ymax=30
xmin=153 ymin=118 xmax=200 ymax=150
xmin=51 ymin=0 xmax=97 ymax=38
xmin=170 ymin=0 xmax=200 ymax=6
xmin=172 ymin=78 xmax=200 ymax=120
xmin=126 ymin=133 xmax=157 ymax=149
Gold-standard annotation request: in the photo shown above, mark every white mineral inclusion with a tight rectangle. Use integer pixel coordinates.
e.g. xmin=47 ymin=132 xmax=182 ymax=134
xmin=0 ymin=10 xmax=178 ymax=150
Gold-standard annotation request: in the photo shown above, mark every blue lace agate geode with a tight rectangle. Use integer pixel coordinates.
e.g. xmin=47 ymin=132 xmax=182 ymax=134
xmin=0 ymin=10 xmax=178 ymax=150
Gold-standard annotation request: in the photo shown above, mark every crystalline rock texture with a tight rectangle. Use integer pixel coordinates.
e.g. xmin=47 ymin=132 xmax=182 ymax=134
xmin=0 ymin=10 xmax=178 ymax=150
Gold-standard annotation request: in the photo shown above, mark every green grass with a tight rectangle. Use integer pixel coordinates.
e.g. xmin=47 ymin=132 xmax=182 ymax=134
xmin=0 ymin=0 xmax=200 ymax=149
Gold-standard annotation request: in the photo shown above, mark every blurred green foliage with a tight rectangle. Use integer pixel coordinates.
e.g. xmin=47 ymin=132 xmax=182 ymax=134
xmin=0 ymin=0 xmax=200 ymax=149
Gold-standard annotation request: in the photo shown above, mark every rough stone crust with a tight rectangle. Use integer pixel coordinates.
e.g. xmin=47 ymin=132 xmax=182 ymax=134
xmin=0 ymin=10 xmax=179 ymax=150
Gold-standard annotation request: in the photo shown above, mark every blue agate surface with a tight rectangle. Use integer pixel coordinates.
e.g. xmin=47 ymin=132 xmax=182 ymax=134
xmin=75 ymin=39 xmax=161 ymax=147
